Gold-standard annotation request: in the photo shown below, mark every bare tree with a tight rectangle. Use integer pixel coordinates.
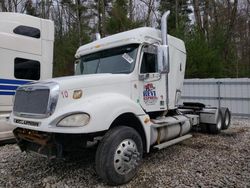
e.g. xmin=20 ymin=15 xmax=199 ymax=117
xmin=138 ymin=0 xmax=157 ymax=26
xmin=97 ymin=0 xmax=106 ymax=36
xmin=0 ymin=0 xmax=7 ymax=11
xmin=192 ymin=0 xmax=202 ymax=33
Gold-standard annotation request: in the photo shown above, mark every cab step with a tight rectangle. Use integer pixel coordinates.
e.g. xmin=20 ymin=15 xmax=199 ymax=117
xmin=153 ymin=134 xmax=192 ymax=150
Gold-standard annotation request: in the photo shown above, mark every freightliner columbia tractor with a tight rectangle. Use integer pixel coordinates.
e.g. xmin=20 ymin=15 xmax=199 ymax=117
xmin=9 ymin=11 xmax=231 ymax=185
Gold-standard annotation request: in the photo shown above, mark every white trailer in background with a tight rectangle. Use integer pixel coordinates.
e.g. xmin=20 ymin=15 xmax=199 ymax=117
xmin=0 ymin=13 xmax=54 ymax=141
xmin=9 ymin=11 xmax=231 ymax=185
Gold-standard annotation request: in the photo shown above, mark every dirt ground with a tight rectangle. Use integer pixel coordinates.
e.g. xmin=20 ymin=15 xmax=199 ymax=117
xmin=0 ymin=118 xmax=249 ymax=188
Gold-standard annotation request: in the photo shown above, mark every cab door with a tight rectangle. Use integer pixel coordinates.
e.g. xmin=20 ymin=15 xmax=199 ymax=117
xmin=138 ymin=45 xmax=167 ymax=112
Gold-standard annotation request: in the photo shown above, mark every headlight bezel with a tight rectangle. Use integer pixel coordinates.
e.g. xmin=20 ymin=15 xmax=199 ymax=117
xmin=56 ymin=112 xmax=90 ymax=127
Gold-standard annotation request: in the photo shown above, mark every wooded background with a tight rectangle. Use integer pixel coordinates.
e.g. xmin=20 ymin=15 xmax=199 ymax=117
xmin=0 ymin=0 xmax=249 ymax=78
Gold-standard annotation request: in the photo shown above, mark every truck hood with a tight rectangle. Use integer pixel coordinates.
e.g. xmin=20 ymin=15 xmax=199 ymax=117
xmin=43 ymin=74 xmax=131 ymax=90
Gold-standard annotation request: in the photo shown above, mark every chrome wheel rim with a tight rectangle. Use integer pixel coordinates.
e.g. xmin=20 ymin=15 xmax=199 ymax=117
xmin=114 ymin=139 xmax=140 ymax=175
xmin=217 ymin=114 xmax=222 ymax=130
xmin=225 ymin=112 xmax=230 ymax=126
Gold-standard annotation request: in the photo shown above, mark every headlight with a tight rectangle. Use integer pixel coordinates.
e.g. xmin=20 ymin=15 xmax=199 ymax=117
xmin=57 ymin=113 xmax=90 ymax=127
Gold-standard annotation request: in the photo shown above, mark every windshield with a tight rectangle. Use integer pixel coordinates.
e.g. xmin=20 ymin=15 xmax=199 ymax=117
xmin=75 ymin=44 xmax=139 ymax=75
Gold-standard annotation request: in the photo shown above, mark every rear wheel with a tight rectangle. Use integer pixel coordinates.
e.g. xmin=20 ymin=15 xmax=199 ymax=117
xmin=222 ymin=108 xmax=231 ymax=130
xmin=209 ymin=110 xmax=223 ymax=134
xmin=95 ymin=126 xmax=143 ymax=185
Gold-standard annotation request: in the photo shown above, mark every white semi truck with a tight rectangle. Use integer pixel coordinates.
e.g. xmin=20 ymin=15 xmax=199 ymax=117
xmin=0 ymin=13 xmax=54 ymax=141
xmin=9 ymin=11 xmax=231 ymax=185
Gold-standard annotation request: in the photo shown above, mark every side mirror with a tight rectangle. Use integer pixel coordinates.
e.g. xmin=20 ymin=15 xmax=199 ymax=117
xmin=157 ymin=45 xmax=169 ymax=73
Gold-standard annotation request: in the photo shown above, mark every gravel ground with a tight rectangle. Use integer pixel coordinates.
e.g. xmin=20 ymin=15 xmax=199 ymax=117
xmin=0 ymin=118 xmax=249 ymax=188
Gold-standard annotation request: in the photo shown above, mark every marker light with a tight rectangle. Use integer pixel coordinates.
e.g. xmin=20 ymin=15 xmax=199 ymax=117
xmin=73 ymin=90 xmax=83 ymax=99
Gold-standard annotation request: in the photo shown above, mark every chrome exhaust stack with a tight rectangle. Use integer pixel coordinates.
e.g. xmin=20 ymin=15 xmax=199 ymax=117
xmin=161 ymin=11 xmax=170 ymax=45
xmin=95 ymin=33 xmax=101 ymax=40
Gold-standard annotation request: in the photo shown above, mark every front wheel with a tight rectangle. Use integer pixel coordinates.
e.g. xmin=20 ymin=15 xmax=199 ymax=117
xmin=95 ymin=126 xmax=143 ymax=185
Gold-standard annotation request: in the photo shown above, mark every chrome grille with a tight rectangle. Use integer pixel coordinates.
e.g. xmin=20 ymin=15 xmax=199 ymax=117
xmin=13 ymin=82 xmax=59 ymax=118
xmin=14 ymin=88 xmax=49 ymax=114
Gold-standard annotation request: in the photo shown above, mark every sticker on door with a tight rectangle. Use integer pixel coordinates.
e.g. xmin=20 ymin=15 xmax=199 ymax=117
xmin=143 ymin=83 xmax=158 ymax=105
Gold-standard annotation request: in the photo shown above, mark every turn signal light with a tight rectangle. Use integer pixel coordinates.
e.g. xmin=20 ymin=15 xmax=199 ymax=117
xmin=73 ymin=90 xmax=83 ymax=99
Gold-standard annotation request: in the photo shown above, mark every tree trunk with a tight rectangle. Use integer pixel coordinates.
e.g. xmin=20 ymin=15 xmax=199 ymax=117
xmin=224 ymin=0 xmax=238 ymax=62
xmin=45 ymin=0 xmax=51 ymax=19
xmin=175 ymin=0 xmax=178 ymax=29
xmin=13 ymin=0 xmax=17 ymax=12
xmin=211 ymin=0 xmax=218 ymax=26
xmin=129 ymin=0 xmax=133 ymax=20
xmin=203 ymin=0 xmax=209 ymax=41
xmin=192 ymin=0 xmax=203 ymax=33
xmin=7 ymin=0 xmax=12 ymax=11
xmin=145 ymin=0 xmax=153 ymax=26
xmin=1 ymin=0 xmax=7 ymax=11
xmin=56 ymin=0 xmax=63 ymax=39
xmin=98 ymin=0 xmax=106 ymax=36
xmin=76 ymin=0 xmax=82 ymax=45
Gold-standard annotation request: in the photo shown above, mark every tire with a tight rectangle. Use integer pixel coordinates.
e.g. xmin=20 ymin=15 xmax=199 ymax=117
xmin=222 ymin=108 xmax=231 ymax=130
xmin=95 ymin=126 xmax=143 ymax=185
xmin=209 ymin=109 xmax=223 ymax=134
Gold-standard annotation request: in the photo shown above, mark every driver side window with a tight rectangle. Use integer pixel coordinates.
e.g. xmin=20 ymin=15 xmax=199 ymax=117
xmin=140 ymin=45 xmax=158 ymax=73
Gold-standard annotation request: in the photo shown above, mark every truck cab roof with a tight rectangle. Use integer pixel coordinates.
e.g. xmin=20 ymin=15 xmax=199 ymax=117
xmin=75 ymin=27 xmax=186 ymax=58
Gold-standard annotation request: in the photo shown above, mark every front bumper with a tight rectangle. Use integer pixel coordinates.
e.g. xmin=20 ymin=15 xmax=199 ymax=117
xmin=14 ymin=128 xmax=61 ymax=159
xmin=13 ymin=127 xmax=101 ymax=159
